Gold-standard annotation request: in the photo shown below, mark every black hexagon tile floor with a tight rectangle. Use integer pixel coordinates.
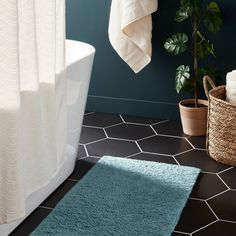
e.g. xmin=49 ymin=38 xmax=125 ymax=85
xmin=121 ymin=114 xmax=163 ymax=125
xmin=83 ymin=112 xmax=122 ymax=127
xmin=153 ymin=120 xmax=188 ymax=137
xmin=79 ymin=126 xmax=106 ymax=144
xmin=207 ymin=190 xmax=236 ymax=222
xmin=190 ymin=173 xmax=227 ymax=200
xmin=105 ymin=123 xmax=155 ymax=140
xmin=138 ymin=135 xmax=192 ymax=155
xmin=219 ymin=167 xmax=236 ymax=189
xmin=175 ymin=149 xmax=229 ymax=173
xmin=175 ymin=199 xmax=217 ymax=233
xmin=86 ymin=138 xmax=140 ymax=157
xmin=192 ymin=221 xmax=236 ymax=236
xmin=11 ymin=112 xmax=236 ymax=236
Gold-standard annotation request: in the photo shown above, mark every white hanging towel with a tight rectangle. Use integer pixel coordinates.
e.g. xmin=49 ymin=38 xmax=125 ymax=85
xmin=0 ymin=0 xmax=66 ymax=223
xmin=226 ymin=70 xmax=236 ymax=104
xmin=109 ymin=0 xmax=158 ymax=73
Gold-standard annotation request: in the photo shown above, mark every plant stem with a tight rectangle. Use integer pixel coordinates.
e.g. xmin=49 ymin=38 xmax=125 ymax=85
xmin=193 ymin=11 xmax=199 ymax=107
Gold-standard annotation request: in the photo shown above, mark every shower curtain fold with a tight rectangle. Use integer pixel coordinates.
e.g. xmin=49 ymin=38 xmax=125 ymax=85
xmin=0 ymin=0 xmax=66 ymax=223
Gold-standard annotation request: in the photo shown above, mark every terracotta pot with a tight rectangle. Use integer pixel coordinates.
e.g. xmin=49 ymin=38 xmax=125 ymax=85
xmin=179 ymin=99 xmax=208 ymax=136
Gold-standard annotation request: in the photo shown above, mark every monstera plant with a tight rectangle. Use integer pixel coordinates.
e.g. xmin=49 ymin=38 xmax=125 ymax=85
xmin=164 ymin=0 xmax=223 ymax=136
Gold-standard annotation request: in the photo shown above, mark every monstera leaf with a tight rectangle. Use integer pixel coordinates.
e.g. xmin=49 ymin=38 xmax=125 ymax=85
xmin=175 ymin=8 xmax=189 ymax=22
xmin=204 ymin=2 xmax=223 ymax=33
xmin=164 ymin=33 xmax=188 ymax=55
xmin=175 ymin=65 xmax=191 ymax=93
xmin=180 ymin=0 xmax=201 ymax=16
xmin=196 ymin=31 xmax=216 ymax=59
xmin=180 ymin=0 xmax=193 ymax=16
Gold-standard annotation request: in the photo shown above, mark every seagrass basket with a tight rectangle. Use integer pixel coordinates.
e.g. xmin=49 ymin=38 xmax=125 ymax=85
xmin=203 ymin=76 xmax=236 ymax=166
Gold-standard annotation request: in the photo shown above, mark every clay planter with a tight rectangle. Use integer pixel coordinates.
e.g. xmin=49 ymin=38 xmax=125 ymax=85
xmin=179 ymin=99 xmax=208 ymax=136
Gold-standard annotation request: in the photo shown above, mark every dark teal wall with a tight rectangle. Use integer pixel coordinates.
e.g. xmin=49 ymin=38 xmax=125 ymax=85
xmin=66 ymin=0 xmax=236 ymax=120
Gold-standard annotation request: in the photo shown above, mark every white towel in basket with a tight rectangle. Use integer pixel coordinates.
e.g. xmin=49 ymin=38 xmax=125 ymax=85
xmin=226 ymin=70 xmax=236 ymax=104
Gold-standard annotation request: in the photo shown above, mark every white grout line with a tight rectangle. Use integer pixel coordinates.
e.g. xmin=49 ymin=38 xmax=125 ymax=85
xmin=205 ymin=201 xmax=219 ymax=220
xmin=103 ymin=128 xmax=108 ymax=138
xmin=156 ymin=133 xmax=186 ymax=139
xmin=135 ymin=141 xmax=143 ymax=152
xmin=185 ymin=138 xmax=195 ymax=149
xmin=194 ymin=148 xmax=207 ymax=151
xmin=151 ymin=119 xmax=169 ymax=126
xmin=84 ymin=138 xmax=108 ymax=146
xmin=125 ymin=152 xmax=142 ymax=158
xmin=136 ymin=134 xmax=157 ymax=142
xmin=172 ymin=156 xmax=181 ymax=165
xmin=139 ymin=151 xmax=173 ymax=157
xmin=122 ymin=121 xmax=150 ymax=127
xmin=104 ymin=122 xmax=124 ymax=129
xmin=219 ymin=219 xmax=236 ymax=224
xmin=174 ymin=148 xmax=194 ymax=157
xmin=68 ymin=178 xmax=79 ymax=182
xmin=200 ymin=170 xmax=218 ymax=174
xmin=82 ymin=125 xmax=104 ymax=130
xmin=190 ymin=220 xmax=218 ymax=235
xmin=76 ymin=156 xmax=89 ymax=161
xmin=188 ymin=197 xmax=205 ymax=201
xmin=216 ymin=174 xmax=230 ymax=189
xmin=206 ymin=189 xmax=230 ymax=201
xmin=173 ymin=230 xmax=191 ymax=235
xmin=150 ymin=125 xmax=158 ymax=135
xmin=119 ymin=114 xmax=125 ymax=123
xmin=82 ymin=124 xmax=104 ymax=129
xmin=217 ymin=166 xmax=234 ymax=175
xmin=84 ymin=111 xmax=95 ymax=116
xmin=84 ymin=145 xmax=89 ymax=157
xmin=39 ymin=206 xmax=54 ymax=210
xmin=108 ymin=137 xmax=136 ymax=142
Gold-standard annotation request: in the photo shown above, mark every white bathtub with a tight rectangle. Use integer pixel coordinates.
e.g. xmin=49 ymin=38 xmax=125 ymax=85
xmin=0 ymin=40 xmax=95 ymax=236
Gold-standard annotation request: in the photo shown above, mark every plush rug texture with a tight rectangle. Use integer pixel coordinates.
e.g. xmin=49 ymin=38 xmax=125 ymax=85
xmin=31 ymin=156 xmax=200 ymax=236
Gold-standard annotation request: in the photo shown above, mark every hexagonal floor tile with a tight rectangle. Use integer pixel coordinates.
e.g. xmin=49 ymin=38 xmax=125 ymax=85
xmin=9 ymin=208 xmax=51 ymax=236
xmin=80 ymin=126 xmax=106 ymax=144
xmin=129 ymin=153 xmax=177 ymax=165
xmin=70 ymin=157 xmax=99 ymax=181
xmin=121 ymin=114 xmax=163 ymax=125
xmin=83 ymin=112 xmax=123 ymax=127
xmin=208 ymin=190 xmax=236 ymax=222
xmin=175 ymin=150 xmax=229 ymax=173
xmin=41 ymin=180 xmax=77 ymax=208
xmin=106 ymin=123 xmax=155 ymax=140
xmin=219 ymin=168 xmax=236 ymax=189
xmin=138 ymin=135 xmax=192 ymax=155
xmin=172 ymin=232 xmax=190 ymax=236
xmin=190 ymin=173 xmax=227 ymax=200
xmin=153 ymin=121 xmax=187 ymax=137
xmin=175 ymin=199 xmax=216 ymax=233
xmin=187 ymin=136 xmax=206 ymax=149
xmin=192 ymin=221 xmax=236 ymax=236
xmin=86 ymin=138 xmax=140 ymax=157
xmin=76 ymin=145 xmax=87 ymax=159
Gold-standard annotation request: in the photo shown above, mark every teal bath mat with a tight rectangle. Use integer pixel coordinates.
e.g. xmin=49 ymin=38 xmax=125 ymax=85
xmin=31 ymin=156 xmax=200 ymax=236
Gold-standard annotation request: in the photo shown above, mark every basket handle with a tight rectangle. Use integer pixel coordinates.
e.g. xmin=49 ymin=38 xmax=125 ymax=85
xmin=203 ymin=75 xmax=216 ymax=99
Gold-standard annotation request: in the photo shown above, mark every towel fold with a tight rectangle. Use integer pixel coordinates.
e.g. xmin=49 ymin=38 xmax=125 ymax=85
xmin=226 ymin=70 xmax=236 ymax=104
xmin=109 ymin=0 xmax=158 ymax=73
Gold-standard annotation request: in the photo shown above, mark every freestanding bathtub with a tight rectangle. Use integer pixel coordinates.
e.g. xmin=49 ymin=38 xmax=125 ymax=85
xmin=0 ymin=40 xmax=95 ymax=236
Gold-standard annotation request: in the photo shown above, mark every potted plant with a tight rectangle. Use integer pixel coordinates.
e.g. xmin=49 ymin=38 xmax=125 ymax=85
xmin=164 ymin=0 xmax=223 ymax=136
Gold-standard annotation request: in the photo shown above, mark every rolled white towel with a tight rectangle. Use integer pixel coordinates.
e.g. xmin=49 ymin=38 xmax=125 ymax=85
xmin=226 ymin=70 xmax=236 ymax=104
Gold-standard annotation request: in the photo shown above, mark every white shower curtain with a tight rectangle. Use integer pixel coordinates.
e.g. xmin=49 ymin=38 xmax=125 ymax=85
xmin=0 ymin=0 xmax=67 ymax=223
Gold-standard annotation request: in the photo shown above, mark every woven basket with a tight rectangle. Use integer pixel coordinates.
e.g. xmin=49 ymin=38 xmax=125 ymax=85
xmin=203 ymin=76 xmax=236 ymax=166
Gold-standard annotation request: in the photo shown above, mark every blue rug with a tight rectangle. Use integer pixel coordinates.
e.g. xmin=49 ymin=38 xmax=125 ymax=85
xmin=31 ymin=156 xmax=200 ymax=236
